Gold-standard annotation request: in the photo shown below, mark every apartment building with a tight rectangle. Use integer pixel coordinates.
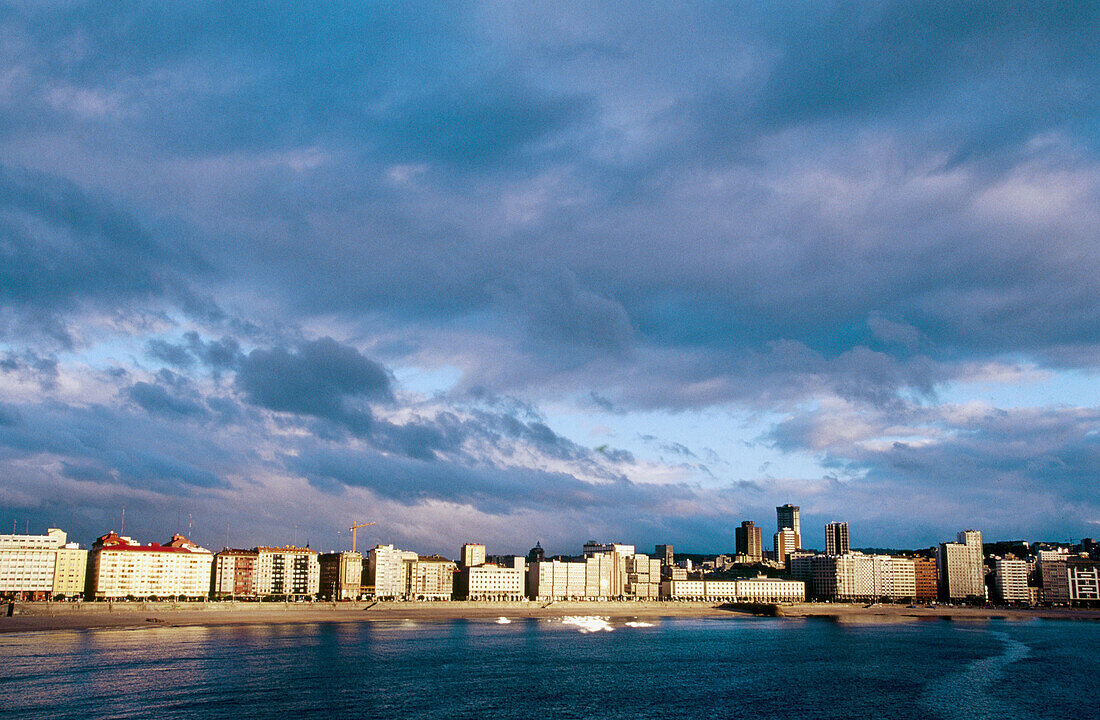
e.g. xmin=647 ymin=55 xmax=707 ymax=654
xmin=86 ymin=532 xmax=213 ymax=599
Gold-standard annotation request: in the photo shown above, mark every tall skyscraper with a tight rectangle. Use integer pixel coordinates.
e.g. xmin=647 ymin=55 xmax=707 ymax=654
xmin=654 ymin=544 xmax=674 ymax=566
xmin=735 ymin=521 xmax=763 ymax=562
xmin=776 ymin=504 xmax=801 ymax=550
xmin=825 ymin=522 xmax=850 ymax=555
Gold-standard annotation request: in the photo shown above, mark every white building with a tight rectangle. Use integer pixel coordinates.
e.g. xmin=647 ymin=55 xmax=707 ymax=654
xmin=369 ymin=544 xmax=406 ymax=598
xmin=254 ymin=546 xmax=320 ymax=597
xmin=87 ymin=532 xmax=213 ymax=599
xmin=994 ymin=559 xmax=1031 ymax=603
xmin=528 ymin=559 xmax=588 ymax=600
xmin=1068 ymin=560 xmax=1099 ymax=603
xmin=460 ymin=543 xmax=486 ymax=568
xmin=458 ymin=557 xmax=525 ymax=600
xmin=405 ymin=555 xmax=456 ymax=600
xmin=0 ymin=527 xmax=86 ymax=599
xmin=660 ymin=577 xmax=805 ymax=603
xmin=800 ymin=553 xmax=915 ymax=601
xmin=773 ymin=529 xmax=800 ymax=564
xmin=938 ymin=530 xmax=985 ymax=601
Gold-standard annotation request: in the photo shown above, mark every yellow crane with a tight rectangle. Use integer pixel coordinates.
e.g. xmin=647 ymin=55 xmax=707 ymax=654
xmin=349 ymin=521 xmax=376 ymax=554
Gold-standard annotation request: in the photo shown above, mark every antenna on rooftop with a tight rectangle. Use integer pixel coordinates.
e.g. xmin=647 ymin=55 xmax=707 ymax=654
xmin=120 ymin=507 xmax=125 ymax=535
xmin=187 ymin=513 xmax=192 ymax=538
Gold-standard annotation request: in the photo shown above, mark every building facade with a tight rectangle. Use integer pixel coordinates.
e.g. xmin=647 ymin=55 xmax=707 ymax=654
xmin=774 ymin=529 xmax=800 ymax=565
xmin=912 ymin=556 xmax=938 ymax=602
xmin=735 ymin=521 xmax=763 ymax=562
xmin=994 ymin=559 xmax=1030 ymax=604
xmin=938 ymin=530 xmax=985 ymax=601
xmin=405 ymin=555 xmax=456 ymax=600
xmin=1037 ymin=549 xmax=1070 ymax=604
xmin=319 ymin=551 xmax=363 ymax=600
xmin=825 ymin=522 xmax=850 ymax=556
xmin=86 ymin=532 xmax=213 ymax=599
xmin=211 ymin=549 xmax=258 ymax=598
xmin=459 ymin=543 xmax=486 ymax=568
xmin=0 ymin=528 xmax=83 ymax=599
xmin=776 ymin=504 xmax=801 ymax=545
xmin=254 ymin=547 xmax=320 ymax=598
xmin=369 ymin=544 xmax=406 ymax=598
xmin=1068 ymin=560 xmax=1099 ymax=604
xmin=660 ymin=577 xmax=805 ymax=603
xmin=456 ymin=557 xmax=525 ymax=600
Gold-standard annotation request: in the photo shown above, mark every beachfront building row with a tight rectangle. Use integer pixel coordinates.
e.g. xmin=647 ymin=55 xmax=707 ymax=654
xmin=211 ymin=546 xmax=321 ymax=599
xmin=368 ymin=544 xmax=458 ymax=600
xmin=527 ymin=549 xmax=662 ymax=601
xmin=0 ymin=528 xmax=87 ymax=600
xmin=789 ymin=552 xmax=919 ymax=602
xmin=660 ymin=577 xmax=805 ymax=603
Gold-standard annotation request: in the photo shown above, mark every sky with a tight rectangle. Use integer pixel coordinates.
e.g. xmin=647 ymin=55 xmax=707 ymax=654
xmin=1 ymin=2 xmax=1098 ymax=557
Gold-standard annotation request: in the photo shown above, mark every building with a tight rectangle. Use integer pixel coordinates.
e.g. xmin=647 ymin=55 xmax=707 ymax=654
xmin=735 ymin=521 xmax=763 ymax=562
xmin=774 ymin=528 xmax=800 ymax=565
xmin=660 ymin=577 xmax=805 ymax=603
xmin=583 ymin=541 xmax=635 ymax=557
xmin=994 ymin=559 xmax=1030 ymax=604
xmin=319 ymin=551 xmax=364 ymax=600
xmin=456 ymin=557 xmax=525 ymax=600
xmin=938 ymin=530 xmax=985 ymax=601
xmin=776 ymin=504 xmax=801 ymax=546
xmin=211 ymin=549 xmax=258 ymax=598
xmin=527 ymin=543 xmax=545 ymax=563
xmin=801 ymin=553 xmax=915 ymax=602
xmin=86 ymin=532 xmax=213 ymax=599
xmin=654 ymin=544 xmax=674 ymax=567
xmin=0 ymin=527 xmax=85 ymax=600
xmin=254 ymin=546 xmax=320 ymax=598
xmin=52 ymin=542 xmax=88 ymax=598
xmin=913 ymin=557 xmax=938 ymax=602
xmin=528 ymin=559 xmax=588 ymax=600
xmin=369 ymin=544 xmax=407 ymax=598
xmin=1067 ymin=560 xmax=1099 ymax=605
xmin=460 ymin=543 xmax=486 ymax=568
xmin=825 ymin=522 xmax=850 ymax=556
xmin=1037 ymin=549 xmax=1070 ymax=604
xmin=405 ymin=555 xmax=456 ymax=600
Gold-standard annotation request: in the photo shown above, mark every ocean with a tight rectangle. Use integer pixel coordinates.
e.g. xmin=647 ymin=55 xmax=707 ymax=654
xmin=2 ymin=616 xmax=1097 ymax=719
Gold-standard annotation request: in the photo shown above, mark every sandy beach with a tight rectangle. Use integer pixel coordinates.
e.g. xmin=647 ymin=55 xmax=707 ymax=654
xmin=2 ymin=600 xmax=1097 ymax=634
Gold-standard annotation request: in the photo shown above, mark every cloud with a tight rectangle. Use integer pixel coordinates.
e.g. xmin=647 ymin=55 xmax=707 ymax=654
xmin=235 ymin=337 xmax=393 ymax=431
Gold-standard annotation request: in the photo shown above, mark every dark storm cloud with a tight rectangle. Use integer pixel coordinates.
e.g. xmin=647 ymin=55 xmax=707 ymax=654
xmin=0 ymin=166 xmax=196 ymax=309
xmin=126 ymin=381 xmax=207 ymax=419
xmin=0 ymin=401 xmax=228 ymax=493
xmin=235 ymin=337 xmax=393 ymax=430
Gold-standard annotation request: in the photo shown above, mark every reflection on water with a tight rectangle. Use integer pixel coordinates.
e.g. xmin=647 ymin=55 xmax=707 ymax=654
xmin=1 ymin=618 xmax=1096 ymax=720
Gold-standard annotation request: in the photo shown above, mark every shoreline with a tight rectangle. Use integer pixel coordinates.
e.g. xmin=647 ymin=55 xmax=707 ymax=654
xmin=2 ymin=600 xmax=1098 ymax=635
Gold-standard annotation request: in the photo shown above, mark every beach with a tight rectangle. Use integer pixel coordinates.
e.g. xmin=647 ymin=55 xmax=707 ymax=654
xmin=3 ymin=600 xmax=1098 ymax=634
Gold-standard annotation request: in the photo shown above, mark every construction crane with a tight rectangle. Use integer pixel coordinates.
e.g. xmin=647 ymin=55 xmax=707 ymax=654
xmin=349 ymin=521 xmax=376 ymax=554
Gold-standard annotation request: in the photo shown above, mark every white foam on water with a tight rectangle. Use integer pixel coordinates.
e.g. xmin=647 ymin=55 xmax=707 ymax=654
xmin=560 ymin=616 xmax=613 ymax=633
xmin=495 ymin=617 xmax=511 ymax=624
xmin=624 ymin=621 xmax=654 ymax=628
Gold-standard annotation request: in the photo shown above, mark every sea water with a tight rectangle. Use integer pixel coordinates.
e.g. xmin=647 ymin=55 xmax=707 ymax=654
xmin=1 ymin=616 xmax=1097 ymax=719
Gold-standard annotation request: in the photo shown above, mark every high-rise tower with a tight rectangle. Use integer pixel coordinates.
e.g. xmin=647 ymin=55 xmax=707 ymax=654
xmin=776 ymin=504 xmax=801 ymax=550
xmin=825 ymin=522 xmax=850 ymax=555
xmin=735 ymin=521 xmax=763 ymax=562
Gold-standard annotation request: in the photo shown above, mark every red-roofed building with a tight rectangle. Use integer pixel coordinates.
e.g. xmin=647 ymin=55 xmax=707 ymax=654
xmin=86 ymin=532 xmax=213 ymax=599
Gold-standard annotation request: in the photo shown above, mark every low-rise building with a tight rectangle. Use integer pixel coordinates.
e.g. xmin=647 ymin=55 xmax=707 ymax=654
xmin=660 ymin=577 xmax=804 ymax=603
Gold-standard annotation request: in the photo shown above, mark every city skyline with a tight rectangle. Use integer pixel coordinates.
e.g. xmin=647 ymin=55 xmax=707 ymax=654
xmin=1 ymin=4 xmax=1099 ymax=553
